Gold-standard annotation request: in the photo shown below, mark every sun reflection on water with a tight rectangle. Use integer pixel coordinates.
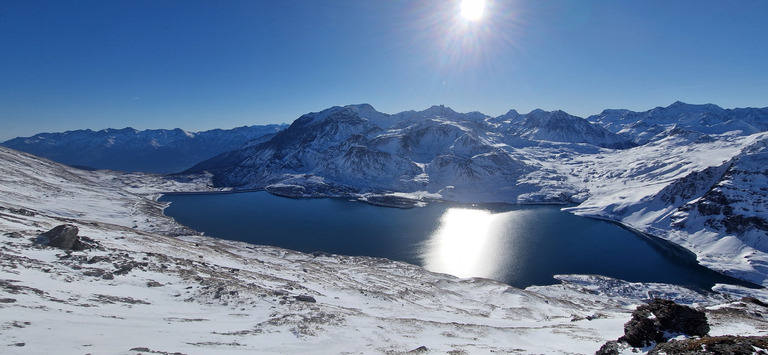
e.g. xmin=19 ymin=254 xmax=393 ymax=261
xmin=420 ymin=207 xmax=512 ymax=279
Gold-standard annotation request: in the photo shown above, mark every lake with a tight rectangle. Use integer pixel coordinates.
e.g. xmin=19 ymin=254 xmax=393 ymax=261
xmin=159 ymin=191 xmax=748 ymax=289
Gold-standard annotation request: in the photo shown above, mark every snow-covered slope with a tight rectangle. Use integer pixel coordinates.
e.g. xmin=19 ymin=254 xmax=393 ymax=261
xmin=2 ymin=143 xmax=766 ymax=354
xmin=492 ymin=108 xmax=635 ymax=149
xmin=588 ymin=101 xmax=768 ymax=144
xmin=0 ymin=146 xmax=219 ymax=235
xmin=188 ymin=104 xmax=627 ymax=204
xmin=1 ymin=124 xmax=288 ymax=173
xmin=563 ymin=132 xmax=768 ymax=286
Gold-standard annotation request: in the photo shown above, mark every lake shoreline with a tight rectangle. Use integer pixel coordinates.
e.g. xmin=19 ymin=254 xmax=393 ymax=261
xmin=158 ymin=190 xmax=757 ymax=291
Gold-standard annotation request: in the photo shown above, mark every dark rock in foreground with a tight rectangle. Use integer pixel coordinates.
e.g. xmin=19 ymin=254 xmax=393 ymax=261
xmin=649 ymin=335 xmax=768 ymax=354
xmin=597 ymin=298 xmax=710 ymax=354
xmin=36 ymin=224 xmax=80 ymax=250
xmin=621 ymin=298 xmax=709 ymax=348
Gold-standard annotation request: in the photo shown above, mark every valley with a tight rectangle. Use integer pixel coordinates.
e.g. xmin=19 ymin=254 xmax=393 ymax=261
xmin=2 ymin=101 xmax=768 ymax=353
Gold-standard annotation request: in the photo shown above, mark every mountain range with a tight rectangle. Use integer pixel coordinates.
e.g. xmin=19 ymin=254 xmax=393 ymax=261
xmin=1 ymin=124 xmax=287 ymax=173
xmin=3 ymin=101 xmax=768 ymax=287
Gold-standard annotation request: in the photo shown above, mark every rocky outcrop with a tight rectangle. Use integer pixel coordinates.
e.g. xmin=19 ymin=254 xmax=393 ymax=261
xmin=36 ymin=224 xmax=80 ymax=250
xmin=597 ymin=299 xmax=709 ymax=353
xmin=649 ymin=335 xmax=768 ymax=354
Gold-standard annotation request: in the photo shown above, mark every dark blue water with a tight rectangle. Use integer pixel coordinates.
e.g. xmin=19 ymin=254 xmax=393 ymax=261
xmin=159 ymin=191 xmax=750 ymax=289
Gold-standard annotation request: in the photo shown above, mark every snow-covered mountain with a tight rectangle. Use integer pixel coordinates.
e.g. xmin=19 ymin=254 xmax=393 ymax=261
xmin=184 ymin=102 xmax=768 ymax=288
xmin=1 ymin=124 xmax=287 ymax=173
xmin=491 ymin=108 xmax=636 ymax=149
xmin=588 ymin=101 xmax=768 ymax=144
xmin=188 ymin=104 xmax=629 ymax=203
xmin=2 ymin=145 xmax=767 ymax=354
xmin=564 ymin=131 xmax=768 ymax=286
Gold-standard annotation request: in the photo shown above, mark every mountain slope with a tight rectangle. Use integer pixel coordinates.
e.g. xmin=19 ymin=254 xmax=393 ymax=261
xmin=563 ymin=132 xmax=768 ymax=285
xmin=188 ymin=104 xmax=628 ymax=204
xmin=588 ymin=101 xmax=768 ymax=144
xmin=1 ymin=124 xmax=287 ymax=173
xmin=2 ymin=145 xmax=766 ymax=354
xmin=492 ymin=109 xmax=636 ymax=149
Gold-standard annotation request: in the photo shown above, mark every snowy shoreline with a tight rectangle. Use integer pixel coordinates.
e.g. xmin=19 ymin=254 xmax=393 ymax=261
xmin=2 ymin=145 xmax=768 ymax=353
xmin=156 ymin=187 xmax=764 ymax=291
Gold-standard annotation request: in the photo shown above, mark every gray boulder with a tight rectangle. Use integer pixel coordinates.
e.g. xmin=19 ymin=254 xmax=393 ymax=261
xmin=37 ymin=224 xmax=80 ymax=250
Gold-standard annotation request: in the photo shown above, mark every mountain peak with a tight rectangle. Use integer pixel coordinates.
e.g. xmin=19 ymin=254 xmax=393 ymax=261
xmin=343 ymin=103 xmax=389 ymax=119
xmin=344 ymin=103 xmax=375 ymax=111
xmin=664 ymin=101 xmax=725 ymax=113
xmin=422 ymin=105 xmax=457 ymax=116
xmin=669 ymin=100 xmax=689 ymax=108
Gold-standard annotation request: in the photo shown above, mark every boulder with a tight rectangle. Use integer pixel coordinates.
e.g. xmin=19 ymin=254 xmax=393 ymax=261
xmin=598 ymin=299 xmax=710 ymax=353
xmin=37 ymin=224 xmax=80 ymax=250
xmin=294 ymin=295 xmax=316 ymax=303
xmin=595 ymin=340 xmax=621 ymax=355
xmin=646 ymin=298 xmax=709 ymax=337
xmin=620 ymin=299 xmax=709 ymax=347
xmin=622 ymin=315 xmax=664 ymax=347
xmin=649 ymin=335 xmax=768 ymax=354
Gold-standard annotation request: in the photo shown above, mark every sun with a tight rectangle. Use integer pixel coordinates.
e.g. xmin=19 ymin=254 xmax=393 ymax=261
xmin=459 ymin=0 xmax=486 ymax=21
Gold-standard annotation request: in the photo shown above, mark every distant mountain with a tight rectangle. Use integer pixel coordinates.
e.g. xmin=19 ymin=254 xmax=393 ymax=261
xmin=1 ymin=124 xmax=288 ymax=173
xmin=188 ymin=104 xmax=632 ymax=202
xmin=491 ymin=109 xmax=636 ymax=149
xmin=588 ymin=101 xmax=768 ymax=144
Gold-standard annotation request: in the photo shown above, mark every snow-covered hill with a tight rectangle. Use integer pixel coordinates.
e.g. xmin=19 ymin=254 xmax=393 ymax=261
xmin=1 ymin=124 xmax=288 ymax=173
xmin=2 ymin=143 xmax=767 ymax=354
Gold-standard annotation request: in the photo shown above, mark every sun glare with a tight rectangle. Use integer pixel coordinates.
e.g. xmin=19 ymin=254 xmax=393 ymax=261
xmin=460 ymin=0 xmax=486 ymax=21
xmin=420 ymin=208 xmax=498 ymax=278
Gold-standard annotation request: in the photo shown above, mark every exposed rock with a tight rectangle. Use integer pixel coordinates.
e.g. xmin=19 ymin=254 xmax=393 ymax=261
xmin=4 ymin=232 xmax=23 ymax=239
xmin=595 ymin=340 xmax=621 ymax=355
xmin=622 ymin=315 xmax=664 ymax=347
xmin=408 ymin=345 xmax=429 ymax=353
xmin=363 ymin=194 xmax=422 ymax=209
xmin=36 ymin=224 xmax=79 ymax=250
xmin=9 ymin=208 xmax=35 ymax=216
xmin=294 ymin=295 xmax=316 ymax=303
xmin=648 ymin=299 xmax=709 ymax=337
xmin=601 ymin=299 xmax=710 ymax=350
xmin=75 ymin=235 xmax=102 ymax=250
xmin=649 ymin=335 xmax=768 ymax=354
xmin=742 ymin=296 xmax=768 ymax=308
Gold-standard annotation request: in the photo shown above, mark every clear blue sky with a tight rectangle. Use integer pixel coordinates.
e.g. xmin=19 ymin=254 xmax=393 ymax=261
xmin=2 ymin=0 xmax=767 ymax=140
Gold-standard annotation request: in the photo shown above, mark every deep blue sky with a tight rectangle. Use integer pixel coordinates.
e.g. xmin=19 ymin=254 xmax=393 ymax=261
xmin=2 ymin=0 xmax=767 ymax=140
